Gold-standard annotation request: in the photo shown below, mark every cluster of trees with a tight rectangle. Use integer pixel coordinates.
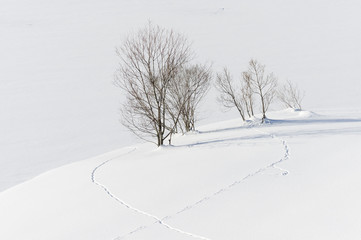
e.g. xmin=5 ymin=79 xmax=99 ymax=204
xmin=115 ymin=24 xmax=304 ymax=146
xmin=216 ymin=60 xmax=304 ymax=123
xmin=115 ymin=23 xmax=211 ymax=146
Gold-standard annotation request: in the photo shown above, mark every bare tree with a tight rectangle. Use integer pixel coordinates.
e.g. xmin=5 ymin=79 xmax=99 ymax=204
xmin=215 ymin=68 xmax=246 ymax=121
xmin=169 ymin=64 xmax=212 ymax=133
xmin=278 ymin=80 xmax=304 ymax=110
xmin=115 ymin=23 xmax=192 ymax=146
xmin=246 ymin=59 xmax=277 ymax=122
xmin=241 ymin=71 xmax=255 ymax=118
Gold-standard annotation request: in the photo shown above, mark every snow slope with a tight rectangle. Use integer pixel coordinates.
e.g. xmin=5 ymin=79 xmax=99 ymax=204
xmin=0 ymin=109 xmax=360 ymax=239
xmin=1 ymin=0 xmax=361 ymax=191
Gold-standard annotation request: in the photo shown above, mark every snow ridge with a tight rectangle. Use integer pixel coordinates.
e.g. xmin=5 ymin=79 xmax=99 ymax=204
xmin=91 ymin=148 xmax=212 ymax=240
xmin=115 ymin=122 xmax=290 ymax=239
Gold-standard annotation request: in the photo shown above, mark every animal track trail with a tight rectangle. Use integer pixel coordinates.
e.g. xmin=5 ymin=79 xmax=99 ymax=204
xmin=115 ymin=123 xmax=291 ymax=239
xmin=91 ymin=148 xmax=212 ymax=240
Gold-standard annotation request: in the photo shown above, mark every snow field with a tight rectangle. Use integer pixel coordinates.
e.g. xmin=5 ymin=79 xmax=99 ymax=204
xmin=1 ymin=0 xmax=361 ymax=239
xmin=1 ymin=110 xmax=360 ymax=239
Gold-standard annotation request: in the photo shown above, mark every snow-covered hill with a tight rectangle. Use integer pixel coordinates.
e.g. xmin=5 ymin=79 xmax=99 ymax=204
xmin=1 ymin=0 xmax=361 ymax=239
xmin=0 ymin=109 xmax=360 ymax=239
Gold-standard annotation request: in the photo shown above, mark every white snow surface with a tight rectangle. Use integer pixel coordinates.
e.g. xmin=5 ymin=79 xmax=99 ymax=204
xmin=1 ymin=0 xmax=361 ymax=239
xmin=0 ymin=109 xmax=361 ymax=239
